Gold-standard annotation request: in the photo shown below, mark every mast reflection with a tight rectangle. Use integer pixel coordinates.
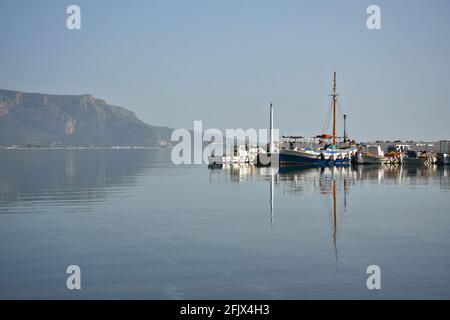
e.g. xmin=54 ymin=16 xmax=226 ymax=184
xmin=208 ymin=164 xmax=450 ymax=259
xmin=269 ymin=167 xmax=276 ymax=225
xmin=278 ymin=166 xmax=346 ymax=261
xmin=332 ymin=179 xmax=338 ymax=262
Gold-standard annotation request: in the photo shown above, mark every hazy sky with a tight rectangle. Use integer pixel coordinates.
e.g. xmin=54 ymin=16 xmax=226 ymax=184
xmin=1 ymin=0 xmax=449 ymax=141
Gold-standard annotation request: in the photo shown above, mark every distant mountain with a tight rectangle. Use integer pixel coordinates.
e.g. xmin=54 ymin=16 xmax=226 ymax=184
xmin=0 ymin=89 xmax=173 ymax=147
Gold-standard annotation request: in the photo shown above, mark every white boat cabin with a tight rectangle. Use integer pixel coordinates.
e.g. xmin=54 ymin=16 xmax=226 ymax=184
xmin=364 ymin=145 xmax=384 ymax=157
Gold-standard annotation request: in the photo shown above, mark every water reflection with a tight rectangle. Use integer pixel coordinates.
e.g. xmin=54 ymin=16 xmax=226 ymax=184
xmin=209 ymin=164 xmax=450 ymax=261
xmin=209 ymin=164 xmax=450 ymax=190
xmin=278 ymin=166 xmax=347 ymax=262
xmin=0 ymin=149 xmax=171 ymax=208
xmin=0 ymin=150 xmax=448 ymax=298
xmin=270 ymin=171 xmax=275 ymax=225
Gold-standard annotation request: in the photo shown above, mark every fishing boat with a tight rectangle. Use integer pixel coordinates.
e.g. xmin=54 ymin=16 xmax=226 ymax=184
xmin=402 ymin=150 xmax=434 ymax=166
xmin=208 ymin=144 xmax=261 ymax=166
xmin=280 ymin=144 xmax=354 ymax=165
xmin=279 ymin=72 xmax=356 ymax=166
xmin=354 ymin=145 xmax=387 ymax=165
xmin=437 ymin=140 xmax=450 ymax=165
xmin=437 ymin=153 xmax=450 ymax=165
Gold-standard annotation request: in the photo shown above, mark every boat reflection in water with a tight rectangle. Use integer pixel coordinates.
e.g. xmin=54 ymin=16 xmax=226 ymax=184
xmin=208 ymin=164 xmax=450 ymax=261
xmin=277 ymin=165 xmax=350 ymax=262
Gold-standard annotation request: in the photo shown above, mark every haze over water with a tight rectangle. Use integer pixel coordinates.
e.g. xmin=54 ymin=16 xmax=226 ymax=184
xmin=0 ymin=149 xmax=449 ymax=299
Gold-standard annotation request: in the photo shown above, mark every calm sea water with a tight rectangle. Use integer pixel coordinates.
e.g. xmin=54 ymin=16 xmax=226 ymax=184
xmin=0 ymin=149 xmax=449 ymax=299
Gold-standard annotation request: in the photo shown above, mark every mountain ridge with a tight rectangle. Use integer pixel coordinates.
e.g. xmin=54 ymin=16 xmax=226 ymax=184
xmin=0 ymin=89 xmax=173 ymax=147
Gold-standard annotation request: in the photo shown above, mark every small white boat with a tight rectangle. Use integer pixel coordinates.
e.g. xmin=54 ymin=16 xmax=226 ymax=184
xmin=437 ymin=141 xmax=450 ymax=165
xmin=208 ymin=145 xmax=260 ymax=165
xmin=437 ymin=153 xmax=450 ymax=165
xmin=355 ymin=145 xmax=387 ymax=165
xmin=208 ymin=154 xmax=232 ymax=165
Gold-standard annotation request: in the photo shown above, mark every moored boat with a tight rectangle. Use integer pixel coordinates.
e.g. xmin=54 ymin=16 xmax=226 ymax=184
xmin=354 ymin=145 xmax=387 ymax=165
xmin=402 ymin=150 xmax=434 ymax=166
xmin=402 ymin=157 xmax=427 ymax=166
xmin=280 ymin=146 xmax=354 ymax=165
xmin=437 ymin=153 xmax=450 ymax=165
xmin=279 ymin=72 xmax=356 ymax=166
xmin=437 ymin=141 xmax=450 ymax=165
xmin=208 ymin=144 xmax=261 ymax=166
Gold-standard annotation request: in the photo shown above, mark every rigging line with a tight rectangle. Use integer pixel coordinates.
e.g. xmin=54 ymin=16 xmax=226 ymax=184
xmin=322 ymin=96 xmax=332 ymax=134
xmin=336 ymin=99 xmax=346 ymax=132
xmin=299 ymin=103 xmax=323 ymax=136
xmin=321 ymin=108 xmax=328 ymax=133
xmin=336 ymin=98 xmax=344 ymax=119
xmin=337 ymin=99 xmax=351 ymax=139
xmin=326 ymin=99 xmax=333 ymax=133
xmin=319 ymin=95 xmax=327 ymax=134
xmin=321 ymin=98 xmax=329 ymax=133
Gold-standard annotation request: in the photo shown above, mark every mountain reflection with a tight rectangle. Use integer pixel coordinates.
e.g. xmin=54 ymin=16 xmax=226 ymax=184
xmin=0 ymin=149 xmax=168 ymax=206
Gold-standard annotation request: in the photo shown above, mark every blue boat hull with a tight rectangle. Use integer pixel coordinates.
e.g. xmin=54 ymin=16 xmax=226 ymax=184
xmin=279 ymin=152 xmax=351 ymax=166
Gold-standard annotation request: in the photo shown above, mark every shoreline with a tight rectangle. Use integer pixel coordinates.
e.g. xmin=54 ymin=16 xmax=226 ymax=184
xmin=0 ymin=146 xmax=173 ymax=150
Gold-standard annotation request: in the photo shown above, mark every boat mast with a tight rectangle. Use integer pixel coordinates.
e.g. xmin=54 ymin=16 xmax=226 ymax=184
xmin=343 ymin=114 xmax=347 ymax=143
xmin=332 ymin=72 xmax=337 ymax=145
xmin=269 ymin=103 xmax=274 ymax=153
